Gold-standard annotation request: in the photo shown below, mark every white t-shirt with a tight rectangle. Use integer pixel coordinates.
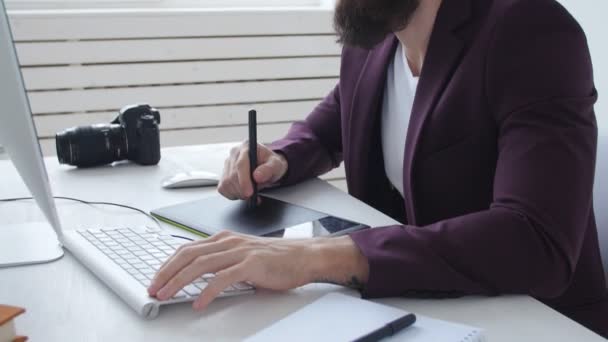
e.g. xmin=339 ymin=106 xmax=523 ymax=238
xmin=381 ymin=43 xmax=419 ymax=198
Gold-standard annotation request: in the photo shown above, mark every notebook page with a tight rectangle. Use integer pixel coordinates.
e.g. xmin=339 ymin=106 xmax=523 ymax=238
xmin=245 ymin=293 xmax=484 ymax=342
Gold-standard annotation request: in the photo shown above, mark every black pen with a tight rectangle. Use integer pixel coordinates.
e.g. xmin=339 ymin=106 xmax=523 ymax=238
xmin=351 ymin=313 xmax=416 ymax=342
xmin=248 ymin=109 xmax=258 ymax=209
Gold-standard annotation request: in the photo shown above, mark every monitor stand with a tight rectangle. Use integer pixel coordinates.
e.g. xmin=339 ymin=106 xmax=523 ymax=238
xmin=0 ymin=222 xmax=64 ymax=268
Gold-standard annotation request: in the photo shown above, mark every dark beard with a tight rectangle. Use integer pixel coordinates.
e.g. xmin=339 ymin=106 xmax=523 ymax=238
xmin=334 ymin=0 xmax=420 ymax=49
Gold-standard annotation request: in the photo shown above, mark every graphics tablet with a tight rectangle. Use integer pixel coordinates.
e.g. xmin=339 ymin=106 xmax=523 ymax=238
xmin=151 ymin=194 xmax=369 ymax=238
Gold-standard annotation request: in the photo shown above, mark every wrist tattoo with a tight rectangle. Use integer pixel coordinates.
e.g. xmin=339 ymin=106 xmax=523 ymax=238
xmin=315 ymin=276 xmax=365 ymax=290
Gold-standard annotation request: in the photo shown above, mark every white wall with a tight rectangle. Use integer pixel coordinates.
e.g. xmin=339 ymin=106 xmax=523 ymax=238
xmin=557 ymin=0 xmax=608 ymax=135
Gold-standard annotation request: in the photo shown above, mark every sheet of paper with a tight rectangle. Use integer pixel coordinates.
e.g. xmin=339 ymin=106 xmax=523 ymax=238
xmin=245 ymin=292 xmax=484 ymax=342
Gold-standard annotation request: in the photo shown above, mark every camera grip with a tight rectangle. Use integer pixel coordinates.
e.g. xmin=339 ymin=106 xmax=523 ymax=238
xmin=135 ymin=124 xmax=161 ymax=165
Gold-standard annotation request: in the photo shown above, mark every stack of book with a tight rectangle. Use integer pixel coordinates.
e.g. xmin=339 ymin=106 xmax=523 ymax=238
xmin=0 ymin=305 xmax=27 ymax=342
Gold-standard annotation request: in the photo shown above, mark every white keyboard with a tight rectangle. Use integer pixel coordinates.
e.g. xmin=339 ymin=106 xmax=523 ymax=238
xmin=62 ymin=227 xmax=254 ymax=318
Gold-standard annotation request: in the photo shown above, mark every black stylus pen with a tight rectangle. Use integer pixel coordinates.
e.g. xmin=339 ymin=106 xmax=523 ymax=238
xmin=351 ymin=313 xmax=416 ymax=342
xmin=248 ymin=109 xmax=258 ymax=209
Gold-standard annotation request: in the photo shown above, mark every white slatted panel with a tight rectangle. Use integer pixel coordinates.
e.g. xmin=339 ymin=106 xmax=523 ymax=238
xmin=9 ymin=9 xmax=346 ymax=184
xmin=28 ymin=78 xmax=336 ymax=114
xmin=9 ymin=9 xmax=335 ymax=40
xmin=23 ymin=57 xmax=340 ymax=90
xmin=16 ymin=36 xmax=340 ymax=66
xmin=34 ymin=100 xmax=320 ymax=137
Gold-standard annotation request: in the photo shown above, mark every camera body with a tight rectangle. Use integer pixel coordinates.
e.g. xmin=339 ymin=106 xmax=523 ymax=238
xmin=55 ymin=104 xmax=161 ymax=167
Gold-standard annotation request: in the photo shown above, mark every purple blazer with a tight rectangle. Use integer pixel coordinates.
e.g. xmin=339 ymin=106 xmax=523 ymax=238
xmin=269 ymin=0 xmax=607 ymax=336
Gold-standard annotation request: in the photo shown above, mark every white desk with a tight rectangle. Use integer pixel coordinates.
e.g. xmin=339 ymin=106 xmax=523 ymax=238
xmin=0 ymin=143 xmax=603 ymax=341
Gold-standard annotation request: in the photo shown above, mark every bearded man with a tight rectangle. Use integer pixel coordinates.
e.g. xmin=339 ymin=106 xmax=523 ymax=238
xmin=149 ymin=0 xmax=607 ymax=336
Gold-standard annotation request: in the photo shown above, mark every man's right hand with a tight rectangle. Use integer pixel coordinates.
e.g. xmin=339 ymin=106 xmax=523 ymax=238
xmin=218 ymin=141 xmax=288 ymax=200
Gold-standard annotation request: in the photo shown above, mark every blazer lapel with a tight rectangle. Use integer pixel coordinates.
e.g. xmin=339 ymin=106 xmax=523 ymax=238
xmin=346 ymin=37 xmax=399 ymax=200
xmin=403 ymin=0 xmax=473 ymax=224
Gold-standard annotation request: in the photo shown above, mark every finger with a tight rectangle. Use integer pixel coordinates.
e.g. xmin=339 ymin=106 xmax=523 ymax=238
xmin=193 ymin=263 xmax=248 ymax=311
xmin=149 ymin=240 xmax=232 ymax=295
xmin=218 ymin=158 xmax=238 ymax=200
xmin=155 ymin=249 xmax=242 ymax=301
xmin=228 ymin=150 xmax=246 ymax=199
xmin=155 ymin=231 xmax=225 ymax=278
xmin=221 ymin=156 xmax=231 ymax=180
xmin=219 ymin=174 xmax=242 ymax=201
xmin=218 ymin=180 xmax=238 ymax=200
xmin=253 ymin=161 xmax=278 ymax=184
xmin=235 ymin=152 xmax=253 ymax=199
xmin=256 ymin=143 xmax=270 ymax=163
xmin=150 ymin=231 xmax=237 ymax=294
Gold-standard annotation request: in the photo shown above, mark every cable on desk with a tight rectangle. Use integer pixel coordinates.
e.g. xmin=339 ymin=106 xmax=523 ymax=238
xmin=0 ymin=196 xmax=194 ymax=241
xmin=171 ymin=235 xmax=194 ymax=241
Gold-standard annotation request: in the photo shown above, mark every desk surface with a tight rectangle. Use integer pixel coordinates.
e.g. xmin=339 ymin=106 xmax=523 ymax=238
xmin=0 ymin=143 xmax=603 ymax=341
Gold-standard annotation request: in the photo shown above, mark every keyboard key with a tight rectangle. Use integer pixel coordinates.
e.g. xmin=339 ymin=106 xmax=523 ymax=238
xmin=195 ymin=282 xmax=208 ymax=290
xmin=144 ymin=259 xmax=158 ymax=266
xmin=139 ymin=266 xmax=154 ymax=274
xmin=223 ymin=285 xmax=238 ymax=292
xmin=143 ymin=272 xmax=155 ymax=279
xmin=129 ymin=246 xmax=143 ymax=253
xmin=141 ymin=244 xmax=155 ymax=251
xmin=172 ymin=290 xmax=188 ymax=300
xmin=131 ymin=262 xmax=147 ymax=269
xmin=126 ymin=268 xmax=140 ymax=276
xmin=184 ymin=285 xmax=202 ymax=296
xmin=233 ymin=282 xmax=253 ymax=290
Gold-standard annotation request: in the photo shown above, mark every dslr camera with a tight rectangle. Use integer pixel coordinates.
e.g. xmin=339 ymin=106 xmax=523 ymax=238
xmin=55 ymin=104 xmax=161 ymax=167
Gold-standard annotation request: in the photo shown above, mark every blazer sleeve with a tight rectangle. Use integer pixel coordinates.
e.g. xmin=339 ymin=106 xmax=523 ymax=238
xmin=350 ymin=0 xmax=598 ymax=299
xmin=267 ymin=83 xmax=344 ymax=185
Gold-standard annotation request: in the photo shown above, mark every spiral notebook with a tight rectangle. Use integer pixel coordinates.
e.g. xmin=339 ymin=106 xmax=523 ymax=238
xmin=245 ymin=293 xmax=485 ymax=342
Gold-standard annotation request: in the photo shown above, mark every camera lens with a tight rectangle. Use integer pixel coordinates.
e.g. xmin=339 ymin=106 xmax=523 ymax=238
xmin=55 ymin=124 xmax=128 ymax=167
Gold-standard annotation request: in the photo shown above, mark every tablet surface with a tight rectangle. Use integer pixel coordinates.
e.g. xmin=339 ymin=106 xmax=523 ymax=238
xmin=151 ymin=194 xmax=368 ymax=237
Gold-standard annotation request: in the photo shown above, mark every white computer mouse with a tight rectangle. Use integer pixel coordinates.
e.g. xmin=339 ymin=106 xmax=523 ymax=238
xmin=161 ymin=170 xmax=220 ymax=189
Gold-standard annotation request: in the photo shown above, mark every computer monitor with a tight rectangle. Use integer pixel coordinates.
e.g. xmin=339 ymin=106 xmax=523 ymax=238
xmin=0 ymin=0 xmax=64 ymax=267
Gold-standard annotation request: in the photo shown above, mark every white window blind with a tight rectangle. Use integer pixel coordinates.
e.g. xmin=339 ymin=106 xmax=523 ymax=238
xmin=6 ymin=0 xmax=323 ymax=10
